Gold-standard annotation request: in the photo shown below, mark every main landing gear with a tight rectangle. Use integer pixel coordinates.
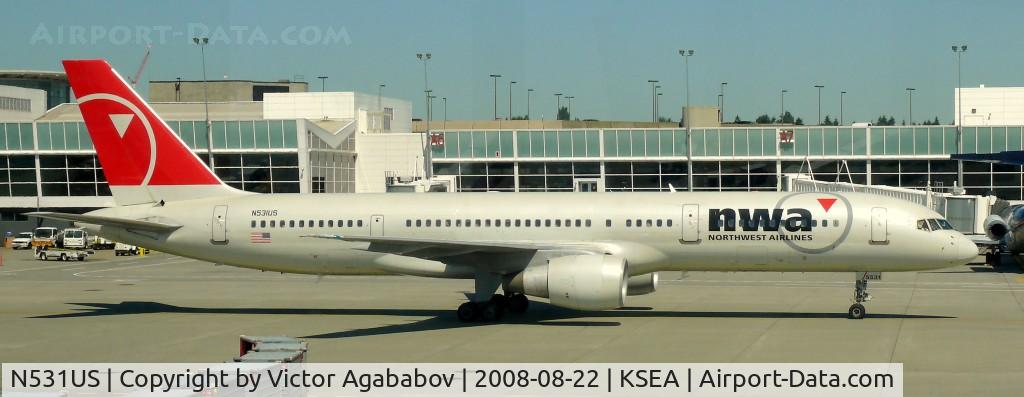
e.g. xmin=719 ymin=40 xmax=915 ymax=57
xmin=848 ymin=272 xmax=875 ymax=320
xmin=457 ymin=272 xmax=530 ymax=323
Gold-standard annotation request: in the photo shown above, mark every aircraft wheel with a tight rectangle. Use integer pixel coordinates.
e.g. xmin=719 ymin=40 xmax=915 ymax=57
xmin=506 ymin=293 xmax=529 ymax=313
xmin=848 ymin=303 xmax=866 ymax=320
xmin=480 ymin=301 xmax=502 ymax=322
xmin=457 ymin=302 xmax=478 ymax=322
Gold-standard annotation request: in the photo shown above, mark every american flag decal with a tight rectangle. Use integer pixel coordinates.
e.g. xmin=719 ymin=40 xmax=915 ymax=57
xmin=250 ymin=232 xmax=272 ymax=243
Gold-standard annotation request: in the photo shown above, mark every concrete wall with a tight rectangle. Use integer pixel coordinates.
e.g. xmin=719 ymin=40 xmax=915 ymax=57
xmin=264 ymin=92 xmax=411 ymax=133
xmin=0 ymin=85 xmax=46 ymax=120
xmin=149 ymin=80 xmax=307 ymax=102
xmin=955 ymin=86 xmax=1024 ymax=126
xmin=354 ymin=132 xmax=426 ymax=193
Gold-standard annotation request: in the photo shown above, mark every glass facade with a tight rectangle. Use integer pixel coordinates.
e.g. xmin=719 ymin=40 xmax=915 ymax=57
xmin=431 ymin=126 xmax=1024 ymax=199
xmin=307 ymin=132 xmax=356 ymax=193
xmin=0 ymin=119 xmax=303 ymax=198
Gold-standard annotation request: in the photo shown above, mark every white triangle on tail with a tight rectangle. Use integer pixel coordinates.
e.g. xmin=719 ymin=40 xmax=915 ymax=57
xmin=109 ymin=114 xmax=134 ymax=138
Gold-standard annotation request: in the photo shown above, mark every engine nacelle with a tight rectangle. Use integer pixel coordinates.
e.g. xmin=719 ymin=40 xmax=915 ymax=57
xmin=508 ymin=255 xmax=627 ymax=310
xmin=984 ymin=214 xmax=1010 ymax=241
xmin=626 ymin=273 xmax=658 ymax=296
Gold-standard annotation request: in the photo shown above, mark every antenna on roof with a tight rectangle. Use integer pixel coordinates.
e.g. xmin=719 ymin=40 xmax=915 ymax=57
xmin=129 ymin=44 xmax=152 ymax=88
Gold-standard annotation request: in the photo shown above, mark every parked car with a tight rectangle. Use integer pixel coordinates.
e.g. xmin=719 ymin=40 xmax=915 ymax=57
xmin=11 ymin=232 xmax=33 ymax=249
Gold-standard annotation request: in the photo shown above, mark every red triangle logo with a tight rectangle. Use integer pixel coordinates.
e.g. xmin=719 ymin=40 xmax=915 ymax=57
xmin=817 ymin=198 xmax=837 ymax=212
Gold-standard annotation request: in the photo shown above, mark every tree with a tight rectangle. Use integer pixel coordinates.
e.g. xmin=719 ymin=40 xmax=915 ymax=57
xmin=734 ymin=115 xmax=742 ymax=123
xmin=557 ymin=106 xmax=570 ymax=121
xmin=657 ymin=116 xmax=674 ymax=122
xmin=888 ymin=116 xmax=895 ymax=125
xmin=823 ymin=115 xmax=832 ymax=126
xmin=755 ymin=114 xmax=772 ymax=124
xmin=795 ymin=117 xmax=804 ymax=125
xmin=780 ymin=111 xmax=795 ymax=124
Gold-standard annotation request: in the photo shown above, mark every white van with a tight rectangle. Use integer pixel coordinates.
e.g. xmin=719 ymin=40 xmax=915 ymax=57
xmin=58 ymin=228 xmax=88 ymax=249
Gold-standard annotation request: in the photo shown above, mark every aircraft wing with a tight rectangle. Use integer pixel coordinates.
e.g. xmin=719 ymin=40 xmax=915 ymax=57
xmin=26 ymin=212 xmax=182 ymax=232
xmin=301 ymin=234 xmax=609 ymax=259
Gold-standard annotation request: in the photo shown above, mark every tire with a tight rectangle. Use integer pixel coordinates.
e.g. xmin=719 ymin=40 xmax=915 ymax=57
xmin=457 ymin=302 xmax=478 ymax=322
xmin=77 ymin=256 xmax=85 ymax=261
xmin=38 ymin=253 xmax=46 ymax=261
xmin=848 ymin=303 xmax=866 ymax=320
xmin=507 ymin=293 xmax=529 ymax=313
xmin=59 ymin=253 xmax=68 ymax=261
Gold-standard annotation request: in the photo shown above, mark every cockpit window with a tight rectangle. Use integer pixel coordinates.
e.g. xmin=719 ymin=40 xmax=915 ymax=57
xmin=917 ymin=219 xmax=930 ymax=231
xmin=936 ymin=219 xmax=955 ymax=230
xmin=927 ymin=219 xmax=941 ymax=231
xmin=918 ymin=218 xmax=956 ymax=231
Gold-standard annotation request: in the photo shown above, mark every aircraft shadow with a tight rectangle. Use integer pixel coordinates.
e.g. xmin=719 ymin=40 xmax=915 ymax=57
xmin=32 ymin=301 xmax=953 ymax=339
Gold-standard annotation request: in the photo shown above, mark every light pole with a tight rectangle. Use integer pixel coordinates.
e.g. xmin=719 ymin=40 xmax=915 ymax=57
xmin=566 ymin=96 xmax=574 ymax=120
xmin=840 ymin=91 xmax=846 ymax=125
xmin=657 ymin=92 xmax=663 ymax=122
xmin=780 ymin=89 xmax=787 ymax=122
xmin=377 ymin=84 xmax=385 ymax=112
xmin=489 ymin=74 xmax=501 ymax=120
xmin=678 ymin=48 xmax=694 ymax=191
xmin=427 ymin=94 xmax=436 ymax=122
xmin=416 ymin=52 xmax=431 ymax=131
xmin=317 ymin=76 xmax=328 ymax=120
xmin=647 ymin=79 xmax=659 ymax=122
xmin=953 ymin=44 xmax=967 ymax=188
xmin=555 ymin=93 xmax=562 ymax=119
xmin=192 ymin=36 xmax=213 ymax=168
xmin=526 ymin=88 xmax=533 ymax=120
xmin=906 ymin=87 xmax=916 ymax=125
xmin=442 ymin=97 xmax=447 ymax=130
xmin=720 ymin=82 xmax=727 ymax=123
xmin=317 ymin=76 xmax=327 ymax=92
xmin=508 ymin=80 xmax=516 ymax=120
xmin=814 ymin=85 xmax=825 ymax=125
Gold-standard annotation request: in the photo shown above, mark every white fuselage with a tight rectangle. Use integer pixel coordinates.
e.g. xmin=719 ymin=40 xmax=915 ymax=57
xmin=80 ymin=191 xmax=976 ymax=278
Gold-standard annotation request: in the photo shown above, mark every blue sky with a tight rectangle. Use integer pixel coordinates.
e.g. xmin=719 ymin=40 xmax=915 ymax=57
xmin=2 ymin=0 xmax=1022 ymax=124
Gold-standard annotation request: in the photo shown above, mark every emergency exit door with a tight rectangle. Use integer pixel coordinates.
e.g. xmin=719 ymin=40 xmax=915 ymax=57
xmin=212 ymin=205 xmax=228 ymax=243
xmin=871 ymin=207 xmax=888 ymax=243
xmin=681 ymin=204 xmax=700 ymax=243
xmin=371 ymin=215 xmax=384 ymax=237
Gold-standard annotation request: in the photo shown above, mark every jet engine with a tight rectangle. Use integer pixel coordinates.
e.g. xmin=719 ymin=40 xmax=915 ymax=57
xmin=507 ymin=255 xmax=627 ymax=310
xmin=984 ymin=214 xmax=1010 ymax=241
xmin=626 ymin=273 xmax=658 ymax=296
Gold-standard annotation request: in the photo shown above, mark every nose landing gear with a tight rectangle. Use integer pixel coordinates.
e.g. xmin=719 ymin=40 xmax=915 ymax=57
xmin=848 ymin=272 xmax=877 ymax=320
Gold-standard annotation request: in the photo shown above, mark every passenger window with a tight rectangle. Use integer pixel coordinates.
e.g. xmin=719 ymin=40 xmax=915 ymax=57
xmin=535 ymin=219 xmax=541 ymax=226
xmin=260 ymin=220 xmax=267 ymax=228
xmin=575 ymin=219 xmax=581 ymax=227
xmin=456 ymin=219 xmax=462 ymax=227
xmin=426 ymin=219 xmax=432 ymax=227
xmin=357 ymin=220 xmax=363 ymax=227
xmin=270 ymin=220 xmax=276 ymax=227
xmin=475 ymin=219 xmax=481 ymax=227
xmin=585 ymin=219 xmax=592 ymax=227
xmin=515 ymin=219 xmax=521 ymax=227
xmin=667 ymin=219 xmax=673 ymax=227
xmin=486 ymin=219 xmax=492 ymax=227
xmin=299 ymin=220 xmax=305 ymax=227
xmin=626 ymin=219 xmax=632 ymax=227
xmin=416 ymin=220 xmax=422 ymax=227
xmin=346 ymin=220 xmax=352 ymax=227
xmin=318 ymin=220 xmax=324 ymax=227
xmin=503 ymin=219 xmax=509 ymax=227
xmin=308 ymin=220 xmax=314 ymax=227
xmin=545 ymin=219 xmax=551 ymax=227
xmin=406 ymin=220 xmax=411 ymax=227
xmin=289 ymin=220 xmax=295 ymax=227
xmin=636 ymin=219 xmax=643 ymax=227
xmin=446 ymin=220 xmax=452 ymax=227
xmin=251 ymin=220 xmax=256 ymax=228
xmin=656 ymin=219 xmax=662 ymax=227
xmin=328 ymin=220 xmax=334 ymax=227
xmin=646 ymin=219 xmax=652 ymax=227
xmin=555 ymin=219 xmax=562 ymax=227
xmin=525 ymin=219 xmax=531 ymax=227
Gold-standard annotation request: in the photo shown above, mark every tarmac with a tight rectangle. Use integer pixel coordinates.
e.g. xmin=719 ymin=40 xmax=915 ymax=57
xmin=1 ymin=248 xmax=1023 ymax=396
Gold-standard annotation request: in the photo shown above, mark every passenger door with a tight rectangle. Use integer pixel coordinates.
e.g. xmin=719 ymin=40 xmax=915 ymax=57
xmin=681 ymin=204 xmax=700 ymax=243
xmin=212 ymin=205 xmax=228 ymax=243
xmin=871 ymin=207 xmax=887 ymax=243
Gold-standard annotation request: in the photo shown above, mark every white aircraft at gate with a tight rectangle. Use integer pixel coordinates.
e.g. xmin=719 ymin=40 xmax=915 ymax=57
xmin=31 ymin=59 xmax=978 ymax=322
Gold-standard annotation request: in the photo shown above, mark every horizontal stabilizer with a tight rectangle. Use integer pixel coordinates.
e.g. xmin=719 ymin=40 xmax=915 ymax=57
xmin=26 ymin=212 xmax=182 ymax=232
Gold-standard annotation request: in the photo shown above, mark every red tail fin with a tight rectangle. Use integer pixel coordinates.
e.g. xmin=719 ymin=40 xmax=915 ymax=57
xmin=63 ymin=59 xmax=242 ymax=204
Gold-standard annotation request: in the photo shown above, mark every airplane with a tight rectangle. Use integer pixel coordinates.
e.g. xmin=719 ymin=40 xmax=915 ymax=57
xmin=982 ymin=200 xmax=1024 ymax=270
xmin=30 ymin=59 xmax=978 ymax=322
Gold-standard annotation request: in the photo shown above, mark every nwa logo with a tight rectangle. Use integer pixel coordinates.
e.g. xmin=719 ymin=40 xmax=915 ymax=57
xmin=709 ymin=208 xmax=813 ymax=232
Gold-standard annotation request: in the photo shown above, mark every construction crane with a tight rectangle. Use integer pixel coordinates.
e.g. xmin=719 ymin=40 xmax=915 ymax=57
xmin=129 ymin=45 xmax=152 ymax=88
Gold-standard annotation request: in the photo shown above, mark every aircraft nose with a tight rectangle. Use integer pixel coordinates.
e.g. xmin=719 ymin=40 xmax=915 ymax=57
xmin=953 ymin=234 xmax=979 ymax=265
